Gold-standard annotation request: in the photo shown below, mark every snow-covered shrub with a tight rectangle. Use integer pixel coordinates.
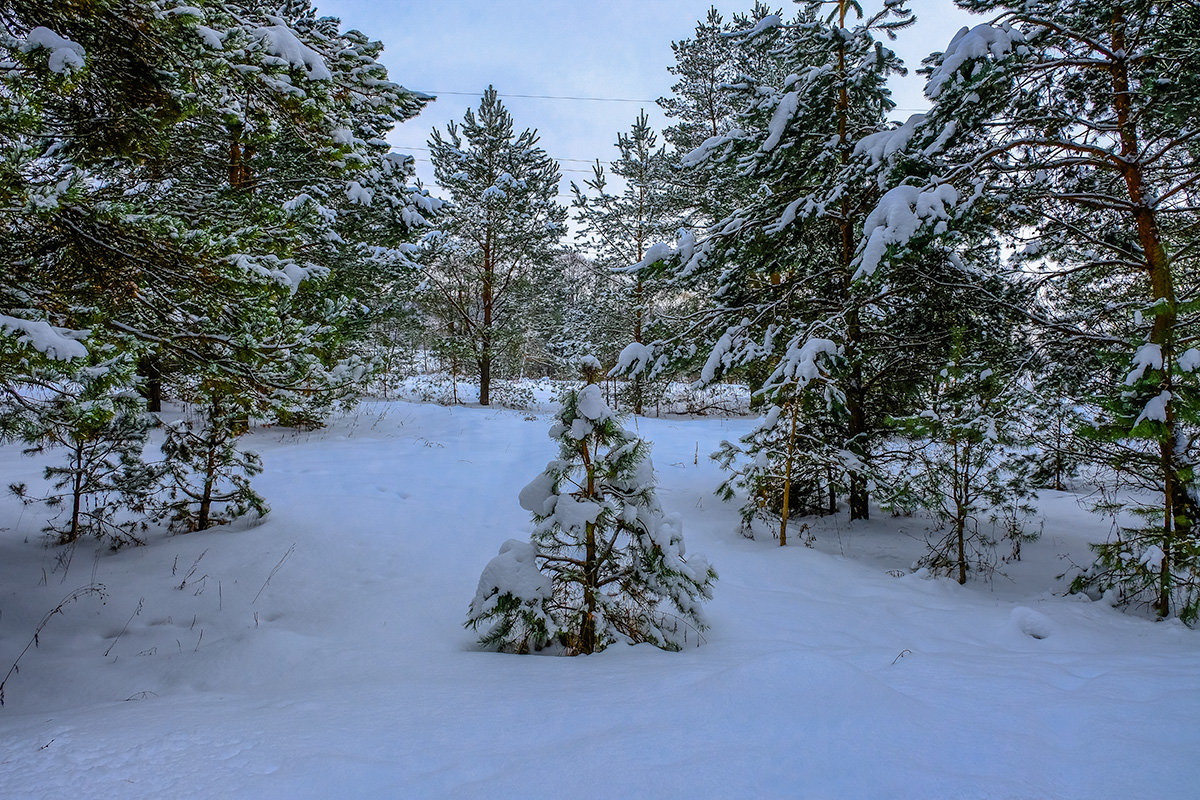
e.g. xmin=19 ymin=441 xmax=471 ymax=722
xmin=488 ymin=379 xmax=536 ymax=411
xmin=466 ymin=371 xmax=716 ymax=654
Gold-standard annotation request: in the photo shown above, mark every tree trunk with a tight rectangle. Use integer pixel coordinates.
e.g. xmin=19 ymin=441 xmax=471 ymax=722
xmin=67 ymin=442 xmax=84 ymax=543
xmin=198 ymin=439 xmax=215 ymax=531
xmin=1111 ymin=9 xmax=1182 ymax=616
xmin=480 ymin=227 xmax=494 ymax=405
xmin=138 ymin=355 xmax=162 ymax=412
xmin=779 ymin=402 xmax=798 ymax=546
xmin=837 ymin=0 xmax=869 ymax=521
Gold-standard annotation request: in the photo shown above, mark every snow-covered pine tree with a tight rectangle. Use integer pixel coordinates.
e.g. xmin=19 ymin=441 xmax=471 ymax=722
xmin=890 ymin=342 xmax=1037 ymax=584
xmin=572 ymin=112 xmax=679 ymax=413
xmin=424 ymin=87 xmax=566 ymax=405
xmin=1 ymin=1 xmax=435 ymax=534
xmin=159 ymin=391 xmax=267 ymax=533
xmin=467 ymin=360 xmax=716 ymax=654
xmin=858 ymin=1 xmax=1200 ymax=621
xmin=8 ymin=354 xmax=157 ymax=547
xmin=632 ymin=2 xmax=1009 ymax=537
xmin=657 ymin=3 xmax=785 ymax=230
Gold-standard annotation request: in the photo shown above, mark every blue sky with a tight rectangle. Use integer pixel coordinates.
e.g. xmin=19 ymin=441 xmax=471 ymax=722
xmin=314 ymin=1 xmax=982 ymax=200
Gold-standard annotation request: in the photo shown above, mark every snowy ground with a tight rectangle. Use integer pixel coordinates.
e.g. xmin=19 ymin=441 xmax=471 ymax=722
xmin=1 ymin=398 xmax=1198 ymax=799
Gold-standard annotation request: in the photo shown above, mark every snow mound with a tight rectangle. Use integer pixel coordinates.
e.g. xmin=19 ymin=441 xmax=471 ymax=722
xmin=469 ymin=539 xmax=551 ymax=617
xmin=1011 ymin=606 xmax=1053 ymax=640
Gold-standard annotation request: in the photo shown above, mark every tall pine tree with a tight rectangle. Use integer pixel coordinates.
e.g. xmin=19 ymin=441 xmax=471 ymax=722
xmin=425 ymin=87 xmax=566 ymax=405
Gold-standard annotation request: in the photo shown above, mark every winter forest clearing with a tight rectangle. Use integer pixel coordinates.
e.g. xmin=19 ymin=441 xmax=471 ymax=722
xmin=0 ymin=394 xmax=1197 ymax=798
xmin=4 ymin=0 xmax=1200 ymax=797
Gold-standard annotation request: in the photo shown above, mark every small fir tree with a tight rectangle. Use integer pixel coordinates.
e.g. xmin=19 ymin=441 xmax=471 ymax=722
xmin=159 ymin=394 xmax=267 ymax=533
xmin=467 ymin=360 xmax=716 ymax=654
xmin=890 ymin=352 xmax=1037 ymax=584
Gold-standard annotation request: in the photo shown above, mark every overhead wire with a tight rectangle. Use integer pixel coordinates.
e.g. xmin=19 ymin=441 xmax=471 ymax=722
xmin=396 ymin=90 xmax=931 ymax=173
xmin=415 ymin=88 xmax=930 ymax=115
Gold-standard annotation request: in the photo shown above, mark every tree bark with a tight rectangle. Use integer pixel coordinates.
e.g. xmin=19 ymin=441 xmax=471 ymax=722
xmin=837 ymin=0 xmax=870 ymax=521
xmin=138 ymin=355 xmax=162 ymax=412
xmin=1111 ymin=8 xmax=1183 ymax=616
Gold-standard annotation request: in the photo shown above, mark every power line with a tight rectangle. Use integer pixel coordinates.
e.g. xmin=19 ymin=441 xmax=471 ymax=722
xmin=404 ymin=155 xmax=597 ymax=175
xmin=396 ymin=144 xmax=599 ymax=165
xmin=418 ymin=89 xmax=658 ymax=104
xmin=419 ymin=89 xmax=931 ymax=115
xmin=417 ymin=88 xmax=931 ymax=115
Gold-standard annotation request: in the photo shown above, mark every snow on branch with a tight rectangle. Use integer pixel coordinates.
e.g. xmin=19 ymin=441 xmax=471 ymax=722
xmin=253 ymin=16 xmax=332 ymax=81
xmin=623 ymin=228 xmax=698 ymax=274
xmin=229 ymin=254 xmax=328 ymax=294
xmin=762 ymin=91 xmax=799 ymax=153
xmin=731 ymin=14 xmax=783 ymax=38
xmin=0 ymin=315 xmax=88 ymax=360
xmin=20 ymin=27 xmax=85 ymax=74
xmin=853 ymin=113 xmax=927 ymax=166
xmin=764 ymin=337 xmax=839 ymax=394
xmin=855 ymin=183 xmax=959 ymax=279
xmin=1126 ymin=343 xmax=1162 ymax=385
xmin=681 ymin=128 xmax=745 ymax=168
xmin=926 ymin=23 xmax=1025 ymax=99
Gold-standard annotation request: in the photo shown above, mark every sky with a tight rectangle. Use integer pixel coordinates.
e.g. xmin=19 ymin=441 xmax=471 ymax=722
xmin=313 ymin=0 xmax=984 ymax=203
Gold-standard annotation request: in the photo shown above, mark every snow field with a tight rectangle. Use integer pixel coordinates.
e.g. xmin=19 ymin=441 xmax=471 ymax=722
xmin=0 ymin=400 xmax=1197 ymax=798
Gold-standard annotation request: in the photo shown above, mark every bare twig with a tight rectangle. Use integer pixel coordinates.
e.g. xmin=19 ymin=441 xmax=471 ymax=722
xmin=103 ymin=597 xmax=144 ymax=658
xmin=253 ymin=544 xmax=295 ymax=604
xmin=1 ymin=585 xmax=107 ymax=706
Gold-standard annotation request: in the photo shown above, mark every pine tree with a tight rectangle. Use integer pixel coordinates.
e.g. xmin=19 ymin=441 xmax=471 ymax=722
xmin=467 ymin=361 xmax=716 ymax=654
xmin=636 ymin=2 xmax=1007 ymax=537
xmin=8 ymin=355 xmax=156 ymax=547
xmin=657 ymin=4 xmax=785 ymax=229
xmin=424 ymin=87 xmax=566 ymax=405
xmin=1 ymin=1 xmax=434 ymax=535
xmin=159 ymin=393 xmax=267 ymax=533
xmin=890 ymin=342 xmax=1037 ymax=583
xmin=863 ymin=0 xmax=1200 ymax=620
xmin=572 ymin=112 xmax=678 ymax=413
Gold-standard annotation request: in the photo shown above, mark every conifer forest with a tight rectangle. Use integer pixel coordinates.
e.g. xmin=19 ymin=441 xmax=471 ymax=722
xmin=1 ymin=2 xmax=1199 ymax=797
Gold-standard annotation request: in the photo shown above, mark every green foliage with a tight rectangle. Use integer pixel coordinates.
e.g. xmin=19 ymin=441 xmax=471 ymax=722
xmin=159 ymin=395 xmax=267 ymax=533
xmin=468 ymin=372 xmax=715 ymax=654
xmin=888 ymin=346 xmax=1037 ymax=583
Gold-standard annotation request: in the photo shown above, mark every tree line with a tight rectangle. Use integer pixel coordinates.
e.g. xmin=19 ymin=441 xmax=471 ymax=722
xmin=3 ymin=0 xmax=1199 ymax=626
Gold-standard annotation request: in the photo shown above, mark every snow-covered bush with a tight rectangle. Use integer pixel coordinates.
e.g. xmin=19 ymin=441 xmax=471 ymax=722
xmin=467 ymin=369 xmax=716 ymax=654
xmin=488 ymin=380 xmax=536 ymax=411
